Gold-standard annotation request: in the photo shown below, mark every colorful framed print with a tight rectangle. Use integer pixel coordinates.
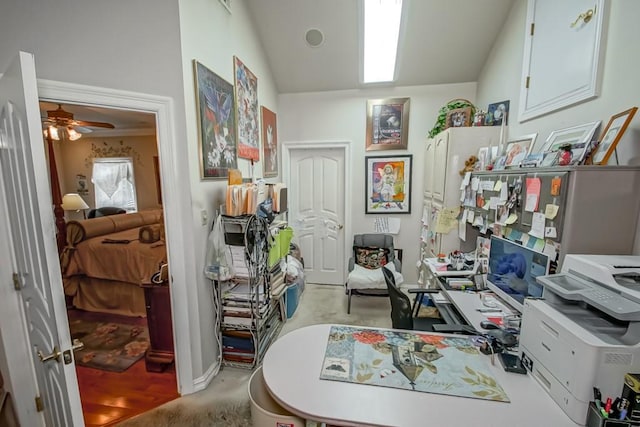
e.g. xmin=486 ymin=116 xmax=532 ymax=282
xmin=366 ymin=98 xmax=410 ymax=151
xmin=261 ymin=106 xmax=278 ymax=177
xmin=193 ymin=60 xmax=237 ymax=179
xmin=365 ymin=155 xmax=412 ymax=214
xmin=539 ymin=121 xmax=601 ymax=165
xmin=588 ymin=107 xmax=638 ymax=165
xmin=234 ymin=56 xmax=260 ymax=161
xmin=504 ymin=133 xmax=537 ymax=168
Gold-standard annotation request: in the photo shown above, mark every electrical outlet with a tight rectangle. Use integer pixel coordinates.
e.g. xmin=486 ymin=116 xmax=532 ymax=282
xmin=200 ymin=209 xmax=208 ymax=226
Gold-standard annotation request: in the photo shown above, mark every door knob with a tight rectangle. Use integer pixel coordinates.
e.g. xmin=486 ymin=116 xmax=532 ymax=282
xmin=71 ymin=339 xmax=84 ymax=352
xmin=570 ymin=7 xmax=595 ymax=27
xmin=38 ymin=346 xmax=61 ymax=363
xmin=337 ymin=224 xmax=344 ymax=230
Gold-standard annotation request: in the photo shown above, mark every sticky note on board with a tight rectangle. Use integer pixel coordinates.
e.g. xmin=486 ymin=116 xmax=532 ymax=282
xmin=545 ymin=226 xmax=557 ymax=238
xmin=505 ymin=213 xmax=518 ymax=225
xmin=545 ymin=204 xmax=559 ymax=219
xmin=525 ymin=177 xmax=541 ymax=212
xmin=529 ymin=212 xmax=546 ymax=239
xmin=551 ymin=176 xmax=562 ymax=196
xmin=494 ymin=180 xmax=503 ymax=191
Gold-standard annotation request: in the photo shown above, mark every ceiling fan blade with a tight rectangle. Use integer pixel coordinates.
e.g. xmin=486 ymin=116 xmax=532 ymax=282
xmin=74 ymin=126 xmax=94 ymax=134
xmin=73 ymin=120 xmax=115 ymax=129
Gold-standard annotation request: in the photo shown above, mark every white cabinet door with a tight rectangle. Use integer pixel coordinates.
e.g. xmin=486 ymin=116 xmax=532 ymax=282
xmin=432 ymin=131 xmax=449 ymax=202
xmin=423 ymin=139 xmax=435 ymax=199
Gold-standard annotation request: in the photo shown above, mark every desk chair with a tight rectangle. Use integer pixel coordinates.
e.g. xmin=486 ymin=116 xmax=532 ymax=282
xmin=345 ymin=233 xmax=403 ymax=314
xmin=382 ymin=266 xmax=444 ymax=331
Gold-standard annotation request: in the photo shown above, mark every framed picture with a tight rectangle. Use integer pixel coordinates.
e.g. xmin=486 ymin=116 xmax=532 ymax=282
xmin=588 ymin=107 xmax=638 ymax=165
xmin=234 ymin=56 xmax=260 ymax=161
xmin=193 ymin=60 xmax=237 ymax=179
xmin=538 ymin=121 xmax=601 ymax=165
xmin=486 ymin=100 xmax=510 ymax=126
xmin=445 ymin=107 xmax=472 ymax=129
xmin=365 ymin=155 xmax=412 ymax=214
xmin=504 ymin=133 xmax=537 ymax=168
xmin=261 ymin=106 xmax=278 ymax=177
xmin=366 ymin=98 xmax=410 ymax=151
xmin=493 ymin=156 xmax=507 ymax=171
xmin=540 ymin=151 xmax=559 ymax=167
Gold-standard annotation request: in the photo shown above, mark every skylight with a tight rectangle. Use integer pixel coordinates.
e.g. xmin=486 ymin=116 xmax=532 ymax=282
xmin=363 ymin=0 xmax=403 ymax=84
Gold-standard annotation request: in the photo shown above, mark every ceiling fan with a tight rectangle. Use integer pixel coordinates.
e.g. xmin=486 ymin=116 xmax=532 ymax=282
xmin=42 ymin=104 xmax=115 ymax=141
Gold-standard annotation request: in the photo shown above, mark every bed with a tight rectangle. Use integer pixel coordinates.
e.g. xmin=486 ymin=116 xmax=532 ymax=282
xmin=61 ymin=209 xmax=166 ymax=317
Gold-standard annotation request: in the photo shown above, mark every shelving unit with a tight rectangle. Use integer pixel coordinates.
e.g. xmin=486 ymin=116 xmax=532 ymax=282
xmin=218 ymin=214 xmax=286 ymax=369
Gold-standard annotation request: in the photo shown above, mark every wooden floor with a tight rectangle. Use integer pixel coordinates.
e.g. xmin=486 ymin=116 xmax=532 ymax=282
xmin=69 ymin=309 xmax=179 ymax=426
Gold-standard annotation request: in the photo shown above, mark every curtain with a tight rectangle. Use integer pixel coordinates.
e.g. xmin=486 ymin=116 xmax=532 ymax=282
xmin=92 ymin=159 xmax=137 ymax=212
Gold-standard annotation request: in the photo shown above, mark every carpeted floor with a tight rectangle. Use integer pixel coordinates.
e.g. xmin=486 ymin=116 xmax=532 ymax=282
xmin=117 ymin=283 xmax=399 ymax=426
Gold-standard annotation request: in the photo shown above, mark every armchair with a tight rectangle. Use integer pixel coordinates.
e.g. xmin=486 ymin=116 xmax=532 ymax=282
xmin=345 ymin=233 xmax=403 ymax=314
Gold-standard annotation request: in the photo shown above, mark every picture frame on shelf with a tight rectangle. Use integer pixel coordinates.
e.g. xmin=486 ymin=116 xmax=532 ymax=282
xmin=493 ymin=156 xmax=507 ymax=171
xmin=445 ymin=107 xmax=472 ymax=129
xmin=504 ymin=133 xmax=537 ymax=168
xmin=588 ymin=107 xmax=638 ymax=165
xmin=540 ymin=151 xmax=559 ymax=167
xmin=193 ymin=60 xmax=237 ymax=179
xmin=366 ymin=97 xmax=410 ymax=151
xmin=538 ymin=121 xmax=601 ymax=165
xmin=365 ymin=155 xmax=412 ymax=214
xmin=486 ymin=100 xmax=510 ymax=126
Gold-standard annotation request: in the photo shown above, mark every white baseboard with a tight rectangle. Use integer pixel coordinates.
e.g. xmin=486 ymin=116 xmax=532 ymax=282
xmin=192 ymin=360 xmax=221 ymax=392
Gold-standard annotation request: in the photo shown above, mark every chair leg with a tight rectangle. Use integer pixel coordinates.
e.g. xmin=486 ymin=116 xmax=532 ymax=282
xmin=347 ymin=289 xmax=352 ymax=314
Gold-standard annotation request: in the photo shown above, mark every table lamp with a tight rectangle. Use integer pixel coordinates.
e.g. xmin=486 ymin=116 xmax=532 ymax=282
xmin=61 ymin=193 xmax=89 ymax=219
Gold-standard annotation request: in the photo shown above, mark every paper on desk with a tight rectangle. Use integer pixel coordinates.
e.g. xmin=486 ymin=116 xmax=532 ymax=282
xmin=529 ymin=212 xmax=546 ymax=238
xmin=431 ymin=292 xmax=448 ymax=303
xmin=434 ymin=207 xmax=459 ymax=234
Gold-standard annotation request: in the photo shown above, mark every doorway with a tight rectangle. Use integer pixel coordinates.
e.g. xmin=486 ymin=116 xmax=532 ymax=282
xmin=283 ymin=142 xmax=350 ymax=285
xmin=41 ymin=101 xmax=179 ymax=425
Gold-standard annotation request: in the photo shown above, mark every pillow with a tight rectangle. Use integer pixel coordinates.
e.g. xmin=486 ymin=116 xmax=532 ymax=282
xmin=354 ymin=246 xmax=390 ymax=270
xmin=346 ymin=262 xmax=403 ymax=290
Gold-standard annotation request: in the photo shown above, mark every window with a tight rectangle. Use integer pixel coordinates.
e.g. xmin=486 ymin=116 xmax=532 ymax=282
xmin=92 ymin=157 xmax=138 ymax=212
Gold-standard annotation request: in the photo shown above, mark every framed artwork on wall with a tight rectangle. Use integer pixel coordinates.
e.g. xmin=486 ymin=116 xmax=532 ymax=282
xmin=588 ymin=107 xmax=638 ymax=165
xmin=261 ymin=106 xmax=278 ymax=177
xmin=365 ymin=155 xmax=412 ymax=214
xmin=193 ymin=60 xmax=237 ymax=179
xmin=365 ymin=97 xmax=410 ymax=151
xmin=234 ymin=56 xmax=260 ymax=161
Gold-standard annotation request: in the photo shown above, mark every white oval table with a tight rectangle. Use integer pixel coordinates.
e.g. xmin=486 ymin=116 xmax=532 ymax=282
xmin=262 ymin=324 xmax=579 ymax=427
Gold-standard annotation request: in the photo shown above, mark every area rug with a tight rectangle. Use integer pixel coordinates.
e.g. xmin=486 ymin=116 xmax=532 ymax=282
xmin=320 ymin=325 xmax=510 ymax=402
xmin=69 ymin=318 xmax=150 ymax=372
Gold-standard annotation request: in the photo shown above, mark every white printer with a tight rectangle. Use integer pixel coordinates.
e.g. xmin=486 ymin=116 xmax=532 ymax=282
xmin=519 ymin=254 xmax=640 ymax=425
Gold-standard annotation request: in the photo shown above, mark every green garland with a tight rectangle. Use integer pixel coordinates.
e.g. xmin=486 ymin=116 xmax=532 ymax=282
xmin=428 ymin=99 xmax=476 ymax=138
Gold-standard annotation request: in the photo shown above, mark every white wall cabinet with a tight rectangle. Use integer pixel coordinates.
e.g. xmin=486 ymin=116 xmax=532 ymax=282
xmin=420 ymin=127 xmax=501 ymax=259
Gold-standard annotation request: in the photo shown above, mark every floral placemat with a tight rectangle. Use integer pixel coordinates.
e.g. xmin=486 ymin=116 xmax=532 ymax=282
xmin=320 ymin=325 xmax=509 ymax=402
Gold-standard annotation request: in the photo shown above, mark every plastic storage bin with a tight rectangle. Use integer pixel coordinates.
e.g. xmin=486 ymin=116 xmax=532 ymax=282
xmin=285 ymin=284 xmax=300 ymax=319
xmin=248 ymin=366 xmax=305 ymax=427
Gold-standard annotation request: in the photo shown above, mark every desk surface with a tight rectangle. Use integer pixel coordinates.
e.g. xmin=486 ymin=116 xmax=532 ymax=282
xmin=263 ymin=324 xmax=578 ymax=427
xmin=442 ymin=290 xmax=518 ymax=331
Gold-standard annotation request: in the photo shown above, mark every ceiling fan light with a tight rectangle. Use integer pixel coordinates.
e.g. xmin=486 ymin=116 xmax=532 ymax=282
xmin=48 ymin=125 xmax=60 ymax=140
xmin=67 ymin=128 xmax=82 ymax=141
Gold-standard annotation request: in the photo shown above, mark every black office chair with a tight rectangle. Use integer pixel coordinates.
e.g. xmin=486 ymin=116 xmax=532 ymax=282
xmin=382 ymin=266 xmax=445 ymax=331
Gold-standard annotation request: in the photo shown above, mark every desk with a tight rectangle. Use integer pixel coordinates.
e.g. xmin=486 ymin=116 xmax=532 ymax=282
xmin=262 ymin=324 xmax=578 ymax=427
xmin=440 ymin=289 xmax=517 ymax=331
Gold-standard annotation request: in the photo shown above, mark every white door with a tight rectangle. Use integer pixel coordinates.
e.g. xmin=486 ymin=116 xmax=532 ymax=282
xmin=288 ymin=147 xmax=345 ymax=285
xmin=0 ymin=52 xmax=84 ymax=426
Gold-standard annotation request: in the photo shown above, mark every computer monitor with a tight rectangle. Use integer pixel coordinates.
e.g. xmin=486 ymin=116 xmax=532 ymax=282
xmin=486 ymin=236 xmax=550 ymax=312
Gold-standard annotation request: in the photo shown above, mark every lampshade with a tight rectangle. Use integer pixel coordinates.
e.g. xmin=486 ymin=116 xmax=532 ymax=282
xmin=45 ymin=126 xmax=82 ymax=141
xmin=61 ymin=193 xmax=89 ymax=211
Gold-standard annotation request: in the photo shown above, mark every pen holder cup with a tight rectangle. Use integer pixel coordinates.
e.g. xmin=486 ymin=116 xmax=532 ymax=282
xmin=586 ymin=402 xmax=632 ymax=427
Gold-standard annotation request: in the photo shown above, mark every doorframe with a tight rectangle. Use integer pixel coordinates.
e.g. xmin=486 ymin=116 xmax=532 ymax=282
xmin=36 ymin=79 xmax=194 ymax=394
xmin=282 ymin=140 xmax=351 ymax=285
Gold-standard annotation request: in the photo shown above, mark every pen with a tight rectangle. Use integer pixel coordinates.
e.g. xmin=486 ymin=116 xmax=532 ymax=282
xmin=477 ymin=308 xmax=502 ymax=313
xmin=605 ymin=397 xmax=612 ymax=414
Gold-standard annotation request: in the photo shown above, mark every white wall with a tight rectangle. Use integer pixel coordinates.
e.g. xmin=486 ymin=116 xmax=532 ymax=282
xmin=278 ymin=82 xmax=477 ymax=283
xmin=476 ymin=0 xmax=640 ymax=252
xmin=178 ymin=0 xmax=280 ymax=376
